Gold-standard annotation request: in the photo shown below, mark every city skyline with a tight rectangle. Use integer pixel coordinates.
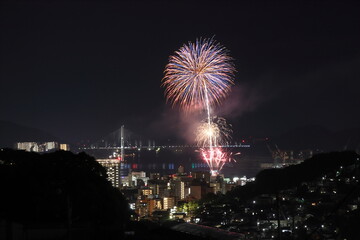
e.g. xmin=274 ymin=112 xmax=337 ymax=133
xmin=1 ymin=1 xmax=360 ymax=239
xmin=1 ymin=1 xmax=359 ymax=144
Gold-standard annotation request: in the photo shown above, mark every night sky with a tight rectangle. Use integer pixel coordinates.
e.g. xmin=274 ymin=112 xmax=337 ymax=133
xmin=1 ymin=1 xmax=359 ymax=143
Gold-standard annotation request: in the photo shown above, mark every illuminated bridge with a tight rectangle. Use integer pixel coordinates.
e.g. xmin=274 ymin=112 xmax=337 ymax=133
xmin=77 ymin=126 xmax=254 ymax=178
xmin=78 ymin=125 xmax=251 ymax=151
xmin=79 ymin=144 xmax=250 ymax=150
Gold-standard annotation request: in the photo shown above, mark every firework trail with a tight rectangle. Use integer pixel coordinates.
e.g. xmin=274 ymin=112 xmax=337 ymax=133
xmin=163 ymin=38 xmax=235 ymax=175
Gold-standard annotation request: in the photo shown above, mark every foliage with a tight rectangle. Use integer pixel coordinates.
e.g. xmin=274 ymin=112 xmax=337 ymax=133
xmin=0 ymin=149 xmax=129 ymax=225
xmin=178 ymin=201 xmax=199 ymax=216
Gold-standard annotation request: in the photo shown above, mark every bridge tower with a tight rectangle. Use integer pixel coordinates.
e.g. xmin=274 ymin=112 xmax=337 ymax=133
xmin=120 ymin=125 xmax=125 ymax=186
xmin=121 ymin=125 xmax=125 ymax=161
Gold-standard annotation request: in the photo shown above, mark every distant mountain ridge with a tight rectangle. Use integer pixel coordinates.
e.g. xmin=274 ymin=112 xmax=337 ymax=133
xmin=271 ymin=125 xmax=360 ymax=151
xmin=0 ymin=120 xmax=60 ymax=148
xmin=1 ymin=121 xmax=359 ymax=152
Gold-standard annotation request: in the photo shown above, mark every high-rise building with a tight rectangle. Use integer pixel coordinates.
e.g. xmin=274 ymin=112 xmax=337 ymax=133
xmin=174 ymin=180 xmax=185 ymax=200
xmin=96 ymin=159 xmax=120 ymax=188
xmin=148 ymin=179 xmax=167 ymax=198
xmin=135 ymin=197 xmax=162 ymax=217
xmin=128 ymin=171 xmax=149 ymax=187
xmin=44 ymin=142 xmax=58 ymax=151
xmin=210 ymin=175 xmax=226 ymax=194
xmin=16 ymin=141 xmax=65 ymax=152
xmin=191 ymin=171 xmax=211 ymax=183
xmin=150 ymin=172 xmax=160 ymax=180
xmin=163 ymin=197 xmax=175 ymax=210
xmin=16 ymin=142 xmax=39 ymax=152
xmin=135 ymin=198 xmax=149 ymax=218
xmin=190 ymin=185 xmax=203 ymax=200
xmin=60 ymin=144 xmax=70 ymax=151
xmin=141 ymin=187 xmax=153 ymax=196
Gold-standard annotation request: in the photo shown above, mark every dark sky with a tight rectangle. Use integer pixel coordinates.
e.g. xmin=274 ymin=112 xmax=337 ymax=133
xmin=1 ymin=0 xmax=359 ymax=143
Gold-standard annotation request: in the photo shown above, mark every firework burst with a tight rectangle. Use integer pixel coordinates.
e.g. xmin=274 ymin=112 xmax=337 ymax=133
xmin=163 ymin=38 xmax=236 ymax=176
xmin=201 ymin=148 xmax=227 ymax=176
xmin=162 ymin=38 xmax=235 ymax=112
xmin=195 ymin=116 xmax=232 ymax=147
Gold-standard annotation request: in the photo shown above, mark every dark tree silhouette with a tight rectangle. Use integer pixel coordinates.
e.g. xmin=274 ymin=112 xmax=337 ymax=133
xmin=226 ymin=151 xmax=359 ymax=201
xmin=0 ymin=149 xmax=129 ymax=227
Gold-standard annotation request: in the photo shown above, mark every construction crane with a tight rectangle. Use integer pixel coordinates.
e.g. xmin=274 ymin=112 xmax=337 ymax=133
xmin=266 ymin=143 xmax=290 ymax=168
